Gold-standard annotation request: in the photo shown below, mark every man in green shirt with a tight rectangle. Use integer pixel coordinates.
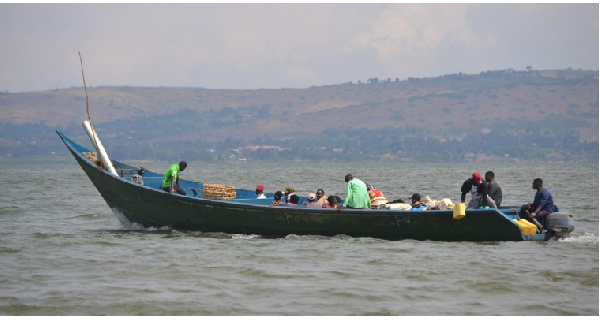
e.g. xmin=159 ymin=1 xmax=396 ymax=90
xmin=341 ymin=174 xmax=371 ymax=209
xmin=161 ymin=161 xmax=187 ymax=195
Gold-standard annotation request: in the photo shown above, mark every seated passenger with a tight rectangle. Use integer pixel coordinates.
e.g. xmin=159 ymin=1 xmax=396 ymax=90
xmin=304 ymin=193 xmax=322 ymax=208
xmin=256 ymin=185 xmax=266 ymax=199
xmin=288 ymin=194 xmax=299 ymax=206
xmin=410 ymin=193 xmax=427 ymax=211
xmin=316 ymin=189 xmax=329 ymax=206
xmin=326 ymin=195 xmax=338 ymax=208
xmin=271 ymin=191 xmax=283 ymax=205
xmin=283 ymin=186 xmax=295 ymax=203
xmin=525 ymin=178 xmax=556 ymax=227
xmin=367 ymin=184 xmax=388 ymax=209
xmin=161 ymin=161 xmax=187 ymax=195
xmin=270 ymin=194 xmax=299 ymax=207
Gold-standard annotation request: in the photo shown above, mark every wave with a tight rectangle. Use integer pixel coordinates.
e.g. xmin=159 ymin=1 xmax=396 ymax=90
xmin=559 ymin=233 xmax=598 ymax=243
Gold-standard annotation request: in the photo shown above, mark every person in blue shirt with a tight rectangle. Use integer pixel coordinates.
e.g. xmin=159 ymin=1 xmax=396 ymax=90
xmin=527 ymin=178 xmax=555 ymax=226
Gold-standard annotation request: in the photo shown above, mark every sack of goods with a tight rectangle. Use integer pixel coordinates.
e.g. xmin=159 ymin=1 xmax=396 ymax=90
xmin=202 ymin=183 xmax=236 ymax=200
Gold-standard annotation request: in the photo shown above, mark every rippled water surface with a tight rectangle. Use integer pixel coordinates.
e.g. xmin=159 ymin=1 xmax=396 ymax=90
xmin=0 ymin=159 xmax=597 ymax=315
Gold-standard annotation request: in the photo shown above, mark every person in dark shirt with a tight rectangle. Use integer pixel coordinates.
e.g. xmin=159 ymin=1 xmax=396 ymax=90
xmin=460 ymin=172 xmax=497 ymax=209
xmin=485 ymin=171 xmax=502 ymax=207
xmin=526 ymin=178 xmax=555 ymax=226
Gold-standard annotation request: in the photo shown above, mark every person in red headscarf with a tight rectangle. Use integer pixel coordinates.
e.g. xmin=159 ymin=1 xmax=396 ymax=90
xmin=255 ymin=185 xmax=266 ymax=199
xmin=460 ymin=172 xmax=492 ymax=209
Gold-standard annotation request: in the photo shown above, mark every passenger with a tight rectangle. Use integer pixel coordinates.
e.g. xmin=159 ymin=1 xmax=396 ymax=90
xmin=271 ymin=191 xmax=283 ymax=205
xmin=485 ymin=171 xmax=502 ymax=207
xmin=289 ymin=194 xmax=300 ymax=205
xmin=316 ymin=189 xmax=329 ymax=206
xmin=410 ymin=193 xmax=427 ymax=210
xmin=270 ymin=193 xmax=299 ymax=207
xmin=326 ymin=195 xmax=338 ymax=208
xmin=256 ymin=185 xmax=266 ymax=199
xmin=367 ymin=184 xmax=388 ymax=209
xmin=161 ymin=161 xmax=187 ymax=195
xmin=283 ymin=186 xmax=295 ymax=203
xmin=460 ymin=172 xmax=495 ymax=209
xmin=526 ymin=178 xmax=556 ymax=227
xmin=339 ymin=174 xmax=371 ymax=210
xmin=304 ymin=193 xmax=322 ymax=208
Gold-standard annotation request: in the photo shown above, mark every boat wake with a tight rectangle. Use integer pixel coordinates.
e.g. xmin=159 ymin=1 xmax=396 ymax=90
xmin=559 ymin=233 xmax=598 ymax=243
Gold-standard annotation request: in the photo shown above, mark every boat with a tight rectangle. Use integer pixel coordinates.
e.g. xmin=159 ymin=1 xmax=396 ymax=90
xmin=57 ymin=130 xmax=574 ymax=242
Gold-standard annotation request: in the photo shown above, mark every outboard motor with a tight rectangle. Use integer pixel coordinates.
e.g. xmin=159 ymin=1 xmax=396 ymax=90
xmin=545 ymin=212 xmax=574 ymax=240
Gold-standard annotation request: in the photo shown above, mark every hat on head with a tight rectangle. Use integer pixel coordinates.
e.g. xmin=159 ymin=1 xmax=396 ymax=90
xmin=472 ymin=172 xmax=483 ymax=184
xmin=283 ymin=186 xmax=295 ymax=193
xmin=307 ymin=193 xmax=316 ymax=200
xmin=256 ymin=185 xmax=264 ymax=191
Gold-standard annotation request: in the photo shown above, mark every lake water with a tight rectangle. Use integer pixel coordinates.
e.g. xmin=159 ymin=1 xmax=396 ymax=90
xmin=0 ymin=159 xmax=597 ymax=316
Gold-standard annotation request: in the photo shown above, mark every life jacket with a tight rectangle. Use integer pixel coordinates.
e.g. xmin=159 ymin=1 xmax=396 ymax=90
xmin=411 ymin=201 xmax=427 ymax=210
xmin=369 ymin=189 xmax=388 ymax=208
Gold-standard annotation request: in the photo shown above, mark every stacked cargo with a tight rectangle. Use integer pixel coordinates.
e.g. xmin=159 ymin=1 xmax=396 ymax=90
xmin=202 ymin=184 xmax=236 ymax=200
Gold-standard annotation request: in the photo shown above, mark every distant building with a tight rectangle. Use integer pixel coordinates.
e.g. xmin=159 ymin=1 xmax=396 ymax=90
xmin=244 ymin=145 xmax=282 ymax=151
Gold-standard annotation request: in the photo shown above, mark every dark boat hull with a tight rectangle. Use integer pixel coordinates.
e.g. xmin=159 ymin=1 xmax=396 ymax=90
xmin=58 ymin=130 xmax=548 ymax=241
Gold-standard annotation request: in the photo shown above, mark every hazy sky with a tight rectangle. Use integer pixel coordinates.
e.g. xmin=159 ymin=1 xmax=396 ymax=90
xmin=0 ymin=3 xmax=598 ymax=93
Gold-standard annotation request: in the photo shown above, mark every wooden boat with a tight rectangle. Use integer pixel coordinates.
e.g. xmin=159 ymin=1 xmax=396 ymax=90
xmin=57 ymin=130 xmax=574 ymax=242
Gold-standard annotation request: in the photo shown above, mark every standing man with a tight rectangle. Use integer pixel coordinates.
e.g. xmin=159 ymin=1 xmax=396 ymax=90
xmin=161 ymin=161 xmax=187 ymax=195
xmin=340 ymin=174 xmax=371 ymax=210
xmin=485 ymin=171 xmax=502 ymax=207
xmin=527 ymin=178 xmax=555 ymax=226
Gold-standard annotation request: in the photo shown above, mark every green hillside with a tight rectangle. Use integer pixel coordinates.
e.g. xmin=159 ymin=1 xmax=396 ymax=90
xmin=0 ymin=69 xmax=597 ymax=163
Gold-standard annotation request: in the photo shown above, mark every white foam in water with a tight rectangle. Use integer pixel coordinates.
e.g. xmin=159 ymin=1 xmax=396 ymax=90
xmin=559 ymin=233 xmax=598 ymax=243
xmin=110 ymin=208 xmax=171 ymax=231
xmin=232 ymin=234 xmax=261 ymax=239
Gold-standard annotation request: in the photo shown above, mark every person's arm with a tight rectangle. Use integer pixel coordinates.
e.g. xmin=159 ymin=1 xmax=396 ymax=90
xmin=533 ymin=189 xmax=552 ymax=215
xmin=481 ymin=182 xmax=488 ymax=207
xmin=169 ymin=176 xmax=175 ymax=194
xmin=496 ymin=186 xmax=502 ymax=206
xmin=460 ymin=179 xmax=470 ymax=203
xmin=343 ymin=182 xmax=352 ymax=207
xmin=531 ymin=191 xmax=542 ymax=215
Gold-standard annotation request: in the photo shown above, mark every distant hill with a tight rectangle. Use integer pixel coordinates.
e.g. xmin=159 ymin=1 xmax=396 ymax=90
xmin=0 ymin=69 xmax=597 ymax=163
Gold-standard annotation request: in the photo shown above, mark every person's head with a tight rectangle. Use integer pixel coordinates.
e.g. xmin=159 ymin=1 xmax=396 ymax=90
xmin=289 ymin=194 xmax=300 ymax=204
xmin=411 ymin=193 xmax=421 ymax=204
xmin=485 ymin=171 xmax=495 ymax=182
xmin=179 ymin=161 xmax=187 ymax=171
xmin=307 ymin=193 xmax=316 ymax=202
xmin=345 ymin=174 xmax=353 ymax=183
xmin=283 ymin=186 xmax=295 ymax=195
xmin=255 ymin=185 xmax=264 ymax=195
xmin=472 ymin=172 xmax=483 ymax=185
xmin=367 ymin=184 xmax=374 ymax=191
xmin=532 ymin=178 xmax=543 ymax=190
xmin=316 ymin=189 xmax=325 ymax=199
xmin=327 ymin=195 xmax=337 ymax=206
xmin=274 ymin=191 xmax=282 ymax=201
